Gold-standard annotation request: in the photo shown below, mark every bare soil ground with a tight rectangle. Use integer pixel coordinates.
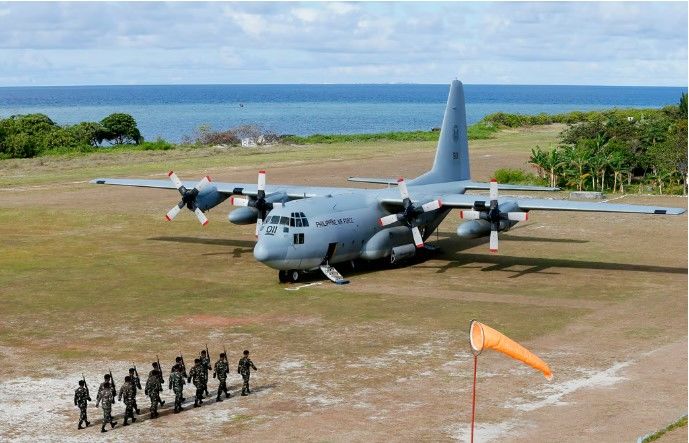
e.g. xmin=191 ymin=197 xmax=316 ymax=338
xmin=0 ymin=125 xmax=686 ymax=442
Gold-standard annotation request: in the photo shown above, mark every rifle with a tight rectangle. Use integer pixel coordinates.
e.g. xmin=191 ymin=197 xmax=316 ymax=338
xmin=133 ymin=363 xmax=142 ymax=389
xmin=180 ymin=352 xmax=186 ymax=374
xmin=82 ymin=373 xmax=91 ymax=400
xmin=109 ymin=369 xmax=116 ymax=401
xmin=205 ymin=343 xmax=210 ymax=364
xmin=156 ymin=354 xmax=164 ymax=390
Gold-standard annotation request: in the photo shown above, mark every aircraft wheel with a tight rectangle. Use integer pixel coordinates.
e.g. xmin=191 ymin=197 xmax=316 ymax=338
xmin=278 ymin=270 xmax=288 ymax=283
xmin=289 ymin=270 xmax=300 ymax=283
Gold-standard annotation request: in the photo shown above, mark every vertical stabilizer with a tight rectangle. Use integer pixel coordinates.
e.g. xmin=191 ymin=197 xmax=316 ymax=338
xmin=411 ymin=80 xmax=470 ymax=184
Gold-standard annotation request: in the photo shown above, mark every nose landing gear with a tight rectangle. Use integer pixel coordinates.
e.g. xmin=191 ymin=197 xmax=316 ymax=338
xmin=278 ymin=270 xmax=301 ymax=284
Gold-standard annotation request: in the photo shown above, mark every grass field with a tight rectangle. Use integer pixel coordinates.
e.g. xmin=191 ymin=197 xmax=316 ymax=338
xmin=0 ymin=125 xmax=686 ymax=442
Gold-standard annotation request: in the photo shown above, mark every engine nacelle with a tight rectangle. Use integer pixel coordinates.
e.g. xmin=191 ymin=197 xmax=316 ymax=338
xmin=390 ymin=244 xmax=416 ymax=263
xmin=228 ymin=207 xmax=258 ymax=225
xmin=360 ymin=226 xmax=412 ymax=260
xmin=457 ymin=218 xmax=522 ymax=238
xmin=196 ymin=185 xmax=228 ymax=211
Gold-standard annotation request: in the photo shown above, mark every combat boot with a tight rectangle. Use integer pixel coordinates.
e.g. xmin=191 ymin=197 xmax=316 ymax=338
xmin=110 ymin=420 xmax=117 ymax=428
xmin=132 ymin=417 xmax=137 ymax=423
xmin=216 ymin=395 xmax=223 ymax=402
xmin=85 ymin=420 xmax=90 ymax=427
xmin=78 ymin=421 xmax=84 ymax=430
xmin=101 ymin=425 xmax=106 ymax=433
xmin=123 ymin=419 xmax=129 ymax=426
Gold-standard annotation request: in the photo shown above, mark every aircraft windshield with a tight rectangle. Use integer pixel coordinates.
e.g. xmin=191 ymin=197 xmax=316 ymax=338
xmin=289 ymin=212 xmax=309 ymax=227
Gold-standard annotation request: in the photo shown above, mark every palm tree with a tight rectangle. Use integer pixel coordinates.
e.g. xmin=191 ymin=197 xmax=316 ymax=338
xmin=529 ymin=146 xmax=547 ymax=178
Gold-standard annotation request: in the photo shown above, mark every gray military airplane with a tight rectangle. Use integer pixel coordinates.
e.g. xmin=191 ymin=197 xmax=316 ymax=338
xmin=92 ymin=80 xmax=685 ymax=284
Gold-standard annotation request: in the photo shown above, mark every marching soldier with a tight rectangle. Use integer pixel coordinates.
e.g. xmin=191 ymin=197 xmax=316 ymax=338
xmin=98 ymin=374 xmax=117 ymax=401
xmin=172 ymin=356 xmax=187 ymax=402
xmin=237 ymin=350 xmax=257 ymax=396
xmin=144 ymin=369 xmax=163 ymax=418
xmin=169 ymin=365 xmax=186 ymax=413
xmin=118 ymin=375 xmax=137 ymax=426
xmin=213 ymin=352 xmax=230 ymax=401
xmin=96 ymin=381 xmax=117 ymax=433
xmin=200 ymin=349 xmax=211 ymax=397
xmin=187 ymin=358 xmax=205 ymax=407
xmin=149 ymin=362 xmax=165 ymax=406
xmin=129 ymin=367 xmax=142 ymax=414
xmin=74 ymin=379 xmax=91 ymax=429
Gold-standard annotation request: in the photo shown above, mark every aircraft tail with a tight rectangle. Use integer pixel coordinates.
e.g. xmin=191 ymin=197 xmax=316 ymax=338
xmin=411 ymin=79 xmax=470 ymax=185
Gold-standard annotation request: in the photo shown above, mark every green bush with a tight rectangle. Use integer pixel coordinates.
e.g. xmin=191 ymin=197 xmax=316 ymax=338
xmin=493 ymin=168 xmax=545 ymax=185
xmin=139 ymin=138 xmax=174 ymax=151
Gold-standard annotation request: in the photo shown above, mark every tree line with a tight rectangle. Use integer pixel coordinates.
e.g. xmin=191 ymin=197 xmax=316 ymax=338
xmin=522 ymin=94 xmax=687 ymax=195
xmin=0 ymin=113 xmax=143 ymax=159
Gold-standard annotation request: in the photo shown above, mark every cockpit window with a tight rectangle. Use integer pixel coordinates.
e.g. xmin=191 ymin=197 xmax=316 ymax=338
xmin=268 ymin=215 xmax=279 ymax=224
xmin=279 ymin=216 xmax=289 ymax=225
xmin=289 ymin=212 xmax=309 ymax=228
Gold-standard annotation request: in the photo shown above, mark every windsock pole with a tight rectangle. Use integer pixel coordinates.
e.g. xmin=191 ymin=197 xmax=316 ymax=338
xmin=471 ymin=354 xmax=478 ymax=443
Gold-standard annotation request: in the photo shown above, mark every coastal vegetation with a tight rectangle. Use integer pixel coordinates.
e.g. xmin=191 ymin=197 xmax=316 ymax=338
xmin=1 ymin=94 xmax=686 ymax=194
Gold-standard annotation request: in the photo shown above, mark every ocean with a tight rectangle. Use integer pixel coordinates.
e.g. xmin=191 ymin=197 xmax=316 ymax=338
xmin=0 ymin=84 xmax=685 ymax=142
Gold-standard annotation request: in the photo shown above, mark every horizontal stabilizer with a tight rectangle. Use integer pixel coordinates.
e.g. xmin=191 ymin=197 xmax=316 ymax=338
xmin=347 ymin=177 xmax=399 ymax=185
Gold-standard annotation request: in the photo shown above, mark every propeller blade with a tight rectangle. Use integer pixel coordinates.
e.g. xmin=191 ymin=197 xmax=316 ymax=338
xmin=255 ymin=217 xmax=263 ymax=237
xmin=194 ymin=207 xmax=209 ymax=226
xmin=412 ymin=226 xmax=424 ymax=248
xmin=507 ymin=212 xmax=529 ymax=221
xmin=230 ymin=196 xmax=250 ymax=207
xmin=489 ymin=230 xmax=498 ymax=253
xmin=195 ymin=176 xmax=211 ymax=192
xmin=397 ymin=177 xmax=409 ymax=199
xmin=258 ymin=170 xmax=266 ymax=192
xmin=421 ymin=199 xmax=442 ymax=212
xmin=168 ymin=171 xmax=183 ymax=190
xmin=165 ymin=203 xmax=183 ymax=221
xmin=489 ymin=178 xmax=498 ymax=201
xmin=459 ymin=210 xmax=481 ymax=220
xmin=378 ymin=214 xmax=400 ymax=227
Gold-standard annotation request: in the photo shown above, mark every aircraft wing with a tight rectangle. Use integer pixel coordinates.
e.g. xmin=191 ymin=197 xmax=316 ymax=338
xmin=90 ymin=178 xmax=359 ymax=199
xmin=463 ymin=182 xmax=560 ymax=192
xmin=380 ymin=193 xmax=686 ymax=215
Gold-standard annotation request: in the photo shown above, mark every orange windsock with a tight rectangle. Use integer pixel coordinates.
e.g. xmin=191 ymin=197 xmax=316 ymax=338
xmin=469 ymin=320 xmax=553 ymax=380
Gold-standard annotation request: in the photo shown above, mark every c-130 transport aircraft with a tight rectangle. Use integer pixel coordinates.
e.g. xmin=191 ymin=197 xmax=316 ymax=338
xmin=92 ymin=80 xmax=685 ymax=284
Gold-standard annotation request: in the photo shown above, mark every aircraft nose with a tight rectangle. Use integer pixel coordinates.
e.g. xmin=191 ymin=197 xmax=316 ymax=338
xmin=253 ymin=242 xmax=271 ymax=262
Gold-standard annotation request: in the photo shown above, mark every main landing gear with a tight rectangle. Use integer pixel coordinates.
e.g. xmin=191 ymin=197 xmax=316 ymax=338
xmin=278 ymin=270 xmax=301 ymax=283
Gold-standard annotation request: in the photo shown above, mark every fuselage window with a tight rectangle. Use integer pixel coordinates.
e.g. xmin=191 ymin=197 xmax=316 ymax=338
xmin=279 ymin=216 xmax=289 ymax=225
xmin=293 ymin=233 xmax=305 ymax=244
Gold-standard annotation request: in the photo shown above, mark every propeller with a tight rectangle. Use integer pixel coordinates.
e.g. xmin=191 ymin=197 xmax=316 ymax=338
xmin=459 ymin=179 xmax=528 ymax=253
xmin=230 ymin=170 xmax=281 ymax=236
xmin=165 ymin=171 xmax=212 ymax=226
xmin=378 ymin=177 xmax=442 ymax=248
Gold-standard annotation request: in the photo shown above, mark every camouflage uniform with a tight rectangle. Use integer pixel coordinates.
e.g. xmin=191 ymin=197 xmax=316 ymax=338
xmin=200 ymin=353 xmax=211 ymax=397
xmin=144 ymin=374 xmax=162 ymax=418
xmin=130 ymin=371 xmax=142 ymax=414
xmin=96 ymin=384 xmax=116 ymax=432
xmin=188 ymin=362 xmax=205 ymax=406
xmin=214 ymin=358 xmax=230 ymax=400
xmin=238 ymin=356 xmax=257 ymax=395
xmin=168 ymin=369 xmax=186 ymax=413
xmin=118 ymin=381 xmax=136 ymax=425
xmin=149 ymin=367 xmax=165 ymax=406
xmin=73 ymin=385 xmax=91 ymax=428
xmin=172 ymin=362 xmax=188 ymax=379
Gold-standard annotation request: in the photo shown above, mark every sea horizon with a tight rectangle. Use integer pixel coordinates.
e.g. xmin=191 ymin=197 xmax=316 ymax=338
xmin=1 ymin=83 xmax=686 ymax=142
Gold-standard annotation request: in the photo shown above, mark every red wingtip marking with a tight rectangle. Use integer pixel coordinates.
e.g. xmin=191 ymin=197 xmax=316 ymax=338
xmin=490 ymin=178 xmax=497 ymax=183
xmin=168 ymin=171 xmax=174 ymax=176
xmin=165 ymin=215 xmax=171 ymax=221
xmin=202 ymin=220 xmax=209 ymax=226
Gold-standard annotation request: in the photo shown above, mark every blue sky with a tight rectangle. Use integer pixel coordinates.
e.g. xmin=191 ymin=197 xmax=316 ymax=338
xmin=0 ymin=1 xmax=686 ymax=86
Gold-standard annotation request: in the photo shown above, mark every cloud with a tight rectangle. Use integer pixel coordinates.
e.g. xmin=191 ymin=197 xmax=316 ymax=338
xmin=0 ymin=1 xmax=685 ymax=86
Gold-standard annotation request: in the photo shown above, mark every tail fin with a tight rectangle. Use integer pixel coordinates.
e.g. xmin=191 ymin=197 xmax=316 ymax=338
xmin=411 ymin=80 xmax=470 ymax=184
